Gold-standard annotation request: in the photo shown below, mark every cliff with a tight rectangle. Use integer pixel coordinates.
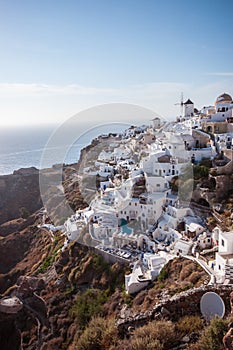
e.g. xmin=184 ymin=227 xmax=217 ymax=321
xmin=0 ymin=167 xmax=42 ymax=225
xmin=1 ymin=139 xmax=233 ymax=349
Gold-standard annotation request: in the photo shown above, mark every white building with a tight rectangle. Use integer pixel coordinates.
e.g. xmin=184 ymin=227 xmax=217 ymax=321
xmin=117 ymin=192 xmax=166 ymax=229
xmin=138 ymin=234 xmax=156 ymax=252
xmin=125 ymin=252 xmax=171 ymax=294
xmin=201 ymin=106 xmax=216 ymax=116
xmin=212 ymin=226 xmax=221 ymax=246
xmin=215 ymin=231 xmax=233 ymax=282
xmin=162 ymin=205 xmax=192 ymax=230
xmin=185 ymin=222 xmax=205 ymax=238
xmin=197 ymin=231 xmax=212 ymax=250
xmin=215 ymin=133 xmax=233 ymax=152
xmin=90 ymin=210 xmax=118 ymax=242
xmin=184 ymin=116 xmax=201 ymax=129
xmin=141 ymin=152 xmax=186 ymax=179
xmin=183 ymin=99 xmax=194 ymax=118
xmin=146 ymin=176 xmax=169 ymax=193
xmin=164 ymin=134 xmax=188 ymax=159
xmin=187 ymin=147 xmax=216 ymax=162
xmin=173 ymin=239 xmax=193 ymax=255
xmin=151 ymin=117 xmax=161 ymax=130
xmin=215 ymin=93 xmax=233 ymax=113
xmin=153 ymin=227 xmax=181 ymax=244
xmin=64 ymin=214 xmax=86 ymax=241
xmin=125 ymin=263 xmax=150 ymax=294
xmin=143 ymin=252 xmax=167 ymax=279
xmin=204 ymin=93 xmax=233 ymax=122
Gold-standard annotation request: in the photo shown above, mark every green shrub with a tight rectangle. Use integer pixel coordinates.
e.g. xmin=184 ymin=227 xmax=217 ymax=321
xmin=199 ymin=158 xmax=212 ymax=168
xmin=122 ymin=291 xmax=133 ymax=307
xmin=71 ymin=289 xmax=109 ymax=328
xmin=38 ymin=255 xmax=54 ymax=273
xmin=195 ymin=317 xmax=228 ymax=350
xmin=37 ymin=239 xmax=63 ymax=273
xmin=194 ymin=165 xmax=209 ymax=179
xmin=91 ymin=254 xmax=109 ymax=273
xmin=158 ymin=266 xmax=169 ymax=282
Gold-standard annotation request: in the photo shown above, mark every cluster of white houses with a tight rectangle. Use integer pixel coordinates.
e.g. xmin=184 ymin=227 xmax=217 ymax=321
xmin=64 ymin=92 xmax=233 ymax=293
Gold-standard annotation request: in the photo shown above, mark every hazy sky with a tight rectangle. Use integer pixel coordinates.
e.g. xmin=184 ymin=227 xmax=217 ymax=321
xmin=0 ymin=0 xmax=233 ymax=126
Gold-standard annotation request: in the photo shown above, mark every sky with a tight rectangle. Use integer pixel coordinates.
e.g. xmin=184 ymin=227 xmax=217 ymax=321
xmin=0 ymin=0 xmax=233 ymax=126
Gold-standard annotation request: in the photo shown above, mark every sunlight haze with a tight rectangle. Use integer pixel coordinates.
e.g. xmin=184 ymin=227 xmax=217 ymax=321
xmin=0 ymin=0 xmax=232 ymax=126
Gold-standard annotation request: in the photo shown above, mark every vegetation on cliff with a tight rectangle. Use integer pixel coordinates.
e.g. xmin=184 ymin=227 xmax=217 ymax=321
xmin=1 ymin=158 xmax=233 ymax=349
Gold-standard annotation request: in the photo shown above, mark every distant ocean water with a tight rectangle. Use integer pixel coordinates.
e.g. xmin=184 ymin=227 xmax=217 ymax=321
xmin=0 ymin=123 xmax=127 ymax=175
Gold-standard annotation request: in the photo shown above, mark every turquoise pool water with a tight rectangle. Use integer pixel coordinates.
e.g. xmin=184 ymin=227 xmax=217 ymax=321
xmin=121 ymin=225 xmax=133 ymax=234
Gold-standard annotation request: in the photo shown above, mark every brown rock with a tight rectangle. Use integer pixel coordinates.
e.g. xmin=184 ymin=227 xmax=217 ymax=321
xmin=223 ymin=328 xmax=233 ymax=350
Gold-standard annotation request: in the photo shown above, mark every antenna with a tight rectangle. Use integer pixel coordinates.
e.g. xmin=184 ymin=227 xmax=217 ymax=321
xmin=175 ymin=92 xmax=184 ymax=117
xmin=200 ymin=292 xmax=225 ymax=321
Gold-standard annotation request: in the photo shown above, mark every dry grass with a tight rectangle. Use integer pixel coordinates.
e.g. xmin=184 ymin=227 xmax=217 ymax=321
xmin=73 ymin=316 xmax=118 ymax=350
xmin=176 ymin=315 xmax=204 ymax=335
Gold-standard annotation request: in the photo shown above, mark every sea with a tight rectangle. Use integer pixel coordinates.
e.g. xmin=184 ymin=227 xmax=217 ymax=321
xmin=0 ymin=122 xmax=128 ymax=175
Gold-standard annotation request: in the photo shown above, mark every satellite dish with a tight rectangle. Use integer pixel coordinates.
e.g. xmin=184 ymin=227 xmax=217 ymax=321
xmin=200 ymin=292 xmax=225 ymax=321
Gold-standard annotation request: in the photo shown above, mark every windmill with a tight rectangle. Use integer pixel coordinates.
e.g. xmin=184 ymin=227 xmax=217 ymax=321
xmin=175 ymin=92 xmax=184 ymax=117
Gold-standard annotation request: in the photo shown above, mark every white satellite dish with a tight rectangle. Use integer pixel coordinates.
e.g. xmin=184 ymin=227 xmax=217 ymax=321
xmin=200 ymin=292 xmax=225 ymax=321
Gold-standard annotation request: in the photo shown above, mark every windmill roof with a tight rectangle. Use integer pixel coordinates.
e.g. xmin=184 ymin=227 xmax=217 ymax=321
xmin=184 ymin=99 xmax=194 ymax=105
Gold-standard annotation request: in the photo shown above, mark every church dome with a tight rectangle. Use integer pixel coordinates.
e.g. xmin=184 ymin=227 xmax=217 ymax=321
xmin=215 ymin=93 xmax=232 ymax=105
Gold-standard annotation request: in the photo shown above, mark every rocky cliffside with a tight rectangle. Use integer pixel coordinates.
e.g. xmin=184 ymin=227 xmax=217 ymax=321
xmin=0 ymin=167 xmax=42 ymax=225
xmin=1 ymin=148 xmax=233 ymax=349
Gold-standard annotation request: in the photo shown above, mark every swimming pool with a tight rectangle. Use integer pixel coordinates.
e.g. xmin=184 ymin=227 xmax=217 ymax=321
xmin=121 ymin=225 xmax=133 ymax=234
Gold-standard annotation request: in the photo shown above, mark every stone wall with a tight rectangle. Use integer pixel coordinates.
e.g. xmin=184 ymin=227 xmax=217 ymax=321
xmin=93 ymin=247 xmax=129 ymax=265
xmin=117 ymin=285 xmax=233 ymax=335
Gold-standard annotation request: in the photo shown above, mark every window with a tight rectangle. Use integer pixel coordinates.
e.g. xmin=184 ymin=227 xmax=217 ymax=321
xmin=129 ymin=202 xmax=131 ymax=206
xmin=156 ymin=184 xmax=160 ymax=187
xmin=135 ymin=203 xmax=137 ymax=206
xmin=222 ymin=239 xmax=225 ymax=247
xmin=219 ymin=265 xmax=221 ymax=270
